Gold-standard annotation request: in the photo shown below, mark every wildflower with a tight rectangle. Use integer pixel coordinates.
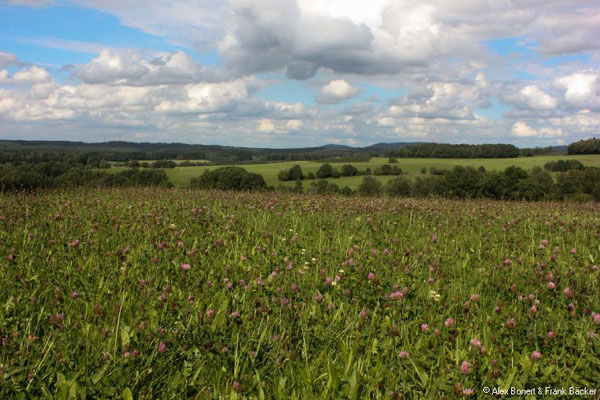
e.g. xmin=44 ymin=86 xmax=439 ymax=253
xmin=367 ymin=272 xmax=375 ymax=281
xmin=463 ymin=388 xmax=474 ymax=396
xmin=547 ymin=282 xmax=555 ymax=290
xmin=158 ymin=342 xmax=167 ymax=353
xmin=231 ymin=311 xmax=240 ymax=319
xmin=530 ymin=351 xmax=542 ymax=361
xmin=470 ymin=294 xmax=480 ymax=302
xmin=421 ymin=323 xmax=429 ymax=332
xmin=530 ymin=305 xmax=538 ymax=315
xmin=359 ymin=309 xmax=368 ymax=319
xmin=460 ymin=361 xmax=470 ymax=374
xmin=563 ymin=287 xmax=573 ymax=298
xmin=444 ymin=317 xmax=454 ymax=328
xmin=547 ymin=331 xmax=554 ymax=339
xmin=506 ymin=318 xmax=516 ymax=328
xmin=315 ymin=293 xmax=323 ymax=303
xmin=232 ymin=381 xmax=242 ymax=392
xmin=592 ymin=313 xmax=600 ymax=325
xmin=398 ymin=350 xmax=410 ymax=358
xmin=570 ymin=248 xmax=576 ymax=255
xmin=390 ymin=291 xmax=403 ymax=300
xmin=470 ymin=338 xmax=481 ymax=347
xmin=290 ymin=283 xmax=298 ymax=293
xmin=71 ymin=291 xmax=79 ymax=299
xmin=180 ymin=263 xmax=191 ymax=271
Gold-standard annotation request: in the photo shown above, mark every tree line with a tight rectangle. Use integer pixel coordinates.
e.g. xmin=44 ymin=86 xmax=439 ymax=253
xmin=194 ymin=165 xmax=600 ymax=201
xmin=567 ymin=138 xmax=600 ymax=155
xmin=384 ymin=143 xmax=522 ymax=158
xmin=277 ymin=163 xmax=403 ymax=181
xmin=0 ymin=162 xmax=172 ymax=191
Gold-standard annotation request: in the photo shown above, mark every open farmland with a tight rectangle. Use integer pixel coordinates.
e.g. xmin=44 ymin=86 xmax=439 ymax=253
xmin=110 ymin=155 xmax=600 ymax=188
xmin=1 ymin=188 xmax=599 ymax=398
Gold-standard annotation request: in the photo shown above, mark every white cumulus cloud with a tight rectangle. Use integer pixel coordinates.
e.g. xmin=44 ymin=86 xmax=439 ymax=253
xmin=318 ymin=79 xmax=360 ymax=104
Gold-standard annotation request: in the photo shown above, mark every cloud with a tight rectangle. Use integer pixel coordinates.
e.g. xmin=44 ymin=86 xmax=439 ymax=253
xmin=13 ymin=66 xmax=52 ymax=84
xmin=387 ymin=78 xmax=489 ymax=120
xmin=0 ymin=52 xmax=21 ymax=67
xmin=154 ymin=79 xmax=249 ymax=114
xmin=74 ymin=49 xmax=215 ymax=85
xmin=286 ymin=119 xmax=304 ymax=130
xmin=555 ymin=72 xmax=600 ymax=110
xmin=0 ymin=70 xmax=10 ymax=84
xmin=518 ymin=85 xmax=557 ymax=109
xmin=511 ymin=121 xmax=563 ymax=138
xmin=257 ymin=118 xmax=275 ymax=132
xmin=7 ymin=0 xmax=54 ymax=6
xmin=318 ymin=79 xmax=360 ymax=103
xmin=499 ymin=84 xmax=558 ymax=112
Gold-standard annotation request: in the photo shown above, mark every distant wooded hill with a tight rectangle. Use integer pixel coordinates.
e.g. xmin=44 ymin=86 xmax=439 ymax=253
xmin=0 ymin=139 xmax=566 ymax=164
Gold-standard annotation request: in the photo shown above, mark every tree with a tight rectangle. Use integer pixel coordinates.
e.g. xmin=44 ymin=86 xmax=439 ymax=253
xmin=444 ymin=166 xmax=481 ymax=198
xmin=341 ymin=164 xmax=358 ymax=176
xmin=357 ymin=176 xmax=382 ymax=196
xmin=277 ymin=169 xmax=290 ymax=181
xmin=516 ymin=167 xmax=554 ymax=201
xmin=190 ymin=167 xmax=266 ymax=191
xmin=316 ymin=163 xmax=333 ymax=178
xmin=288 ymin=164 xmax=304 ymax=180
xmin=386 ymin=176 xmax=411 ymax=196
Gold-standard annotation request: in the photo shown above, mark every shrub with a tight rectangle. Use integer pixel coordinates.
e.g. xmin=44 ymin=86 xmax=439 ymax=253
xmin=316 ymin=164 xmax=333 ymax=178
xmin=190 ymin=167 xmax=266 ymax=191
xmin=386 ymin=176 xmax=412 ymax=197
xmin=357 ymin=176 xmax=382 ymax=196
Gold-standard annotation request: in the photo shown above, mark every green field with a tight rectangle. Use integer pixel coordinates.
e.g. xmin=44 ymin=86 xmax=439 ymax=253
xmin=110 ymin=155 xmax=600 ymax=189
xmin=1 ymin=189 xmax=599 ymax=398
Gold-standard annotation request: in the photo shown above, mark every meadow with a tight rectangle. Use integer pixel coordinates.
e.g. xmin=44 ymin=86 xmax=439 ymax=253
xmin=112 ymin=155 xmax=600 ymax=189
xmin=1 ymin=188 xmax=599 ymax=398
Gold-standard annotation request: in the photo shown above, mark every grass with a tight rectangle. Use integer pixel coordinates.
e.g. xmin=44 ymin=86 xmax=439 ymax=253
xmin=1 ymin=188 xmax=598 ymax=398
xmin=108 ymin=155 xmax=600 ymax=189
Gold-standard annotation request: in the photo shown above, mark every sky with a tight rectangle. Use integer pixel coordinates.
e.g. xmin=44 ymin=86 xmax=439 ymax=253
xmin=0 ymin=0 xmax=599 ymax=148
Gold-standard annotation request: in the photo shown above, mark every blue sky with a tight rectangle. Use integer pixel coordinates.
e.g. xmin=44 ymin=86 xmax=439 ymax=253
xmin=0 ymin=0 xmax=599 ymax=147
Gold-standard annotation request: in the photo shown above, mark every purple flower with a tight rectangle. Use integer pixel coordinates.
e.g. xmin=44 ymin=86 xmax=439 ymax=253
xmin=231 ymin=311 xmax=240 ymax=319
xmin=470 ymin=338 xmax=481 ymax=347
xmin=444 ymin=317 xmax=454 ymax=328
xmin=158 ymin=342 xmax=167 ymax=353
xmin=460 ymin=361 xmax=470 ymax=374
xmin=398 ymin=350 xmax=410 ymax=359
xmin=530 ymin=351 xmax=542 ymax=361
xmin=563 ymin=287 xmax=573 ymax=298
xmin=421 ymin=323 xmax=429 ymax=332
xmin=315 ymin=293 xmax=323 ymax=303
xmin=180 ymin=263 xmax=191 ymax=271
xmin=470 ymin=294 xmax=480 ymax=302
xmin=232 ymin=381 xmax=241 ymax=392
